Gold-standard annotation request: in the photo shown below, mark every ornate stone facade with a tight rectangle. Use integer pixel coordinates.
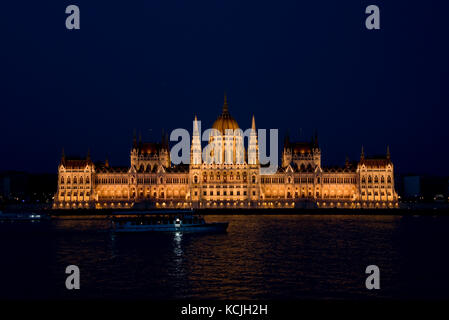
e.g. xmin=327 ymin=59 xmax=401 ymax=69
xmin=54 ymin=97 xmax=398 ymax=209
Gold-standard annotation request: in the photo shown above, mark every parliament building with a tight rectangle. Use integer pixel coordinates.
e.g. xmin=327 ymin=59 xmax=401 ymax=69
xmin=54 ymin=96 xmax=398 ymax=210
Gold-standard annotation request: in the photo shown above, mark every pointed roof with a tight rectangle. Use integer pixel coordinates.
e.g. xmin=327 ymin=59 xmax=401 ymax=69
xmin=212 ymin=94 xmax=239 ymax=133
xmin=223 ymin=93 xmax=229 ymax=114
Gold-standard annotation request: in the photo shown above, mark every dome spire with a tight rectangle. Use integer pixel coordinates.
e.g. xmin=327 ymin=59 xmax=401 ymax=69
xmin=222 ymin=92 xmax=229 ymax=115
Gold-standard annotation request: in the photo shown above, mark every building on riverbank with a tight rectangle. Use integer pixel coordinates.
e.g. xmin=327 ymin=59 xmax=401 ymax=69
xmin=53 ymin=96 xmax=398 ymax=210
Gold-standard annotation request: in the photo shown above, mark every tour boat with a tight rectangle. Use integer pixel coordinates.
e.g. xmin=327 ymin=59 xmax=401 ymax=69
xmin=111 ymin=212 xmax=228 ymax=233
xmin=0 ymin=211 xmax=48 ymax=221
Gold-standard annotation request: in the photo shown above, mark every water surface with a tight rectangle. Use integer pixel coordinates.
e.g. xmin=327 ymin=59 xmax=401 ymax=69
xmin=0 ymin=214 xmax=448 ymax=300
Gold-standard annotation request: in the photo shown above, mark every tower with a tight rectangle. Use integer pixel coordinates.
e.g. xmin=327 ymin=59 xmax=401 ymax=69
xmin=282 ymin=132 xmax=292 ymax=167
xmin=191 ymin=116 xmax=202 ymax=165
xmin=248 ymin=115 xmax=258 ymax=165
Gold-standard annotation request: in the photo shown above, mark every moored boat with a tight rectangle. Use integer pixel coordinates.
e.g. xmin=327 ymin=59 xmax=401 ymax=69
xmin=111 ymin=212 xmax=228 ymax=233
xmin=0 ymin=211 xmax=49 ymax=221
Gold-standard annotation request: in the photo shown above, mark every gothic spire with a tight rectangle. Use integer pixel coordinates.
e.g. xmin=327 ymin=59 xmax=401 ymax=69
xmin=222 ymin=93 xmax=229 ymax=114
xmin=193 ymin=115 xmax=199 ymax=135
xmin=386 ymin=145 xmax=390 ymax=160
xmin=133 ymin=129 xmax=137 ymax=148
xmin=284 ymin=130 xmax=290 ymax=147
xmin=361 ymin=145 xmax=365 ymax=160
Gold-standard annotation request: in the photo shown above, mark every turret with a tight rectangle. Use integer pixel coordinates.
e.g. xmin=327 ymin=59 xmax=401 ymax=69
xmin=248 ymin=115 xmax=258 ymax=165
xmin=191 ymin=115 xmax=202 ymax=165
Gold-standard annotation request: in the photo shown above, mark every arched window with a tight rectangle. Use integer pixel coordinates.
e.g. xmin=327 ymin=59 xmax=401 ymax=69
xmin=194 ymin=175 xmax=198 ymax=184
xmin=86 ymin=177 xmax=90 ymax=184
xmin=160 ymin=177 xmax=163 ymax=184
xmin=381 ymin=176 xmax=385 ymax=183
xmin=368 ymin=176 xmax=372 ymax=183
xmin=362 ymin=177 xmax=366 ymax=183
xmin=252 ymin=175 xmax=256 ymax=183
xmin=80 ymin=177 xmax=83 ymax=184
xmin=60 ymin=177 xmax=64 ymax=184
xmin=73 ymin=177 xmax=77 ymax=184
xmin=374 ymin=176 xmax=378 ymax=183
xmin=387 ymin=176 xmax=392 ymax=183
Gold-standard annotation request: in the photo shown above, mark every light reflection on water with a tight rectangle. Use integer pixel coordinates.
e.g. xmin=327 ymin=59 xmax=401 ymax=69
xmin=0 ymin=215 xmax=448 ymax=300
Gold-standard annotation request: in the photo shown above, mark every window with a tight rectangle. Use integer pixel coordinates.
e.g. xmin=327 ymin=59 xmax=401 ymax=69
xmin=60 ymin=177 xmax=64 ymax=184
xmin=194 ymin=176 xmax=198 ymax=184
xmin=252 ymin=175 xmax=256 ymax=183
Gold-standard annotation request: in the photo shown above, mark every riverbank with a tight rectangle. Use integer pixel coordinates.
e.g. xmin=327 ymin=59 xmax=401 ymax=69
xmin=3 ymin=203 xmax=449 ymax=218
xmin=45 ymin=207 xmax=449 ymax=218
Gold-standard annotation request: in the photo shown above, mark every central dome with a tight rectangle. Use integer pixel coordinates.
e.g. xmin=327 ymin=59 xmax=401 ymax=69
xmin=212 ymin=95 xmax=239 ymax=134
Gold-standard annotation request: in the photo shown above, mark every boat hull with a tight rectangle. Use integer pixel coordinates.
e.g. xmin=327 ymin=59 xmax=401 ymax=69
xmin=0 ymin=213 xmax=48 ymax=221
xmin=114 ymin=222 xmax=228 ymax=233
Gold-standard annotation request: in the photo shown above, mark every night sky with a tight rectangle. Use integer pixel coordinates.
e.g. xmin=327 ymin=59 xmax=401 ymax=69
xmin=1 ymin=1 xmax=448 ymax=175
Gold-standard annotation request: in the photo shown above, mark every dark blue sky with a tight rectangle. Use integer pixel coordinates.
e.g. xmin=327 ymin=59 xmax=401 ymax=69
xmin=1 ymin=0 xmax=448 ymax=175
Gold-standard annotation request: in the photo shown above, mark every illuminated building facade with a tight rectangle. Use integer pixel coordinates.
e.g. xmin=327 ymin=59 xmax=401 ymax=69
xmin=54 ymin=97 xmax=398 ymax=209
